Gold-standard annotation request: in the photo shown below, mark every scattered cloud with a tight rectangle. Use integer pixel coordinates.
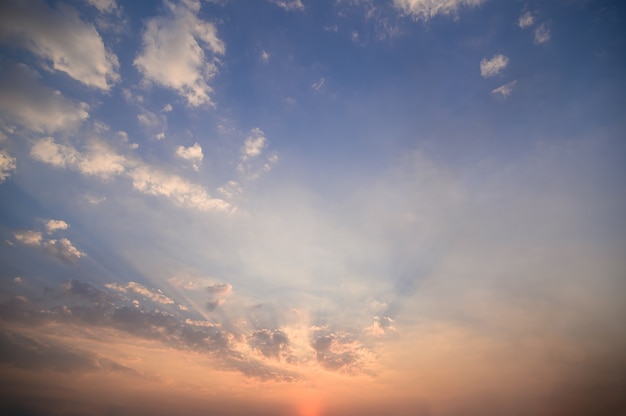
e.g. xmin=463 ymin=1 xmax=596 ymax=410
xmin=260 ymin=50 xmax=270 ymax=63
xmin=480 ymin=54 xmax=509 ymax=78
xmin=311 ymin=78 xmax=326 ymax=91
xmin=13 ymin=229 xmax=84 ymax=265
xmin=44 ymin=219 xmax=69 ymax=234
xmin=30 ymin=137 xmax=229 ymax=211
xmin=106 ymin=281 xmax=175 ymax=305
xmin=162 ymin=103 xmax=173 ymax=112
xmin=534 ymin=23 xmax=551 ymax=44
xmin=491 ymin=80 xmax=517 ymax=97
xmin=269 ymin=0 xmax=305 ymax=12
xmin=365 ymin=316 xmax=395 ymax=337
xmin=31 ymin=137 xmax=126 ymax=180
xmin=0 ymin=65 xmax=89 ymax=134
xmin=0 ymin=149 xmax=16 ymax=182
xmin=518 ymin=11 xmax=534 ymax=28
xmin=393 ymin=0 xmax=485 ymax=22
xmin=241 ymin=128 xmax=267 ymax=160
xmin=0 ymin=0 xmax=119 ymax=90
xmin=249 ymin=329 xmax=293 ymax=361
xmin=175 ymin=142 xmax=204 ymax=171
xmin=86 ymin=0 xmax=118 ymax=14
xmin=310 ymin=329 xmax=373 ymax=374
xmin=134 ymin=0 xmax=225 ymax=107
xmin=205 ymin=282 xmax=232 ymax=311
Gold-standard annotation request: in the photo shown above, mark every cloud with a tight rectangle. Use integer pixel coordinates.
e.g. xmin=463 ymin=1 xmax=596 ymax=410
xmin=480 ymin=54 xmax=509 ymax=78
xmin=269 ymin=0 xmax=305 ymax=11
xmin=205 ymin=282 xmax=232 ymax=311
xmin=311 ymin=78 xmax=326 ymax=91
xmin=241 ymin=128 xmax=267 ymax=159
xmin=30 ymin=137 xmax=126 ymax=180
xmin=310 ymin=330 xmax=372 ymax=373
xmin=393 ymin=0 xmax=485 ymax=22
xmin=260 ymin=50 xmax=270 ymax=63
xmin=106 ymin=282 xmax=175 ymax=305
xmin=365 ymin=316 xmax=395 ymax=337
xmin=86 ymin=0 xmax=118 ymax=14
xmin=44 ymin=219 xmax=69 ymax=234
xmin=534 ymin=23 xmax=551 ymax=44
xmin=0 ymin=65 xmax=89 ymax=134
xmin=128 ymin=164 xmax=230 ymax=211
xmin=518 ymin=11 xmax=534 ymax=28
xmin=0 ymin=0 xmax=119 ymax=90
xmin=134 ymin=0 xmax=225 ymax=107
xmin=0 ymin=150 xmax=16 ymax=182
xmin=13 ymin=229 xmax=84 ymax=264
xmin=30 ymin=137 xmax=230 ymax=211
xmin=491 ymin=80 xmax=517 ymax=97
xmin=249 ymin=329 xmax=292 ymax=361
xmin=175 ymin=142 xmax=204 ymax=171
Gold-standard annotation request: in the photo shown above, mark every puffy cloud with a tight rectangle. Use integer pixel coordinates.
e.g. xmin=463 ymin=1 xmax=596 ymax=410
xmin=534 ymin=23 xmax=551 ymax=44
xmin=491 ymin=80 xmax=517 ymax=98
xmin=518 ymin=11 xmax=534 ymax=28
xmin=13 ymin=230 xmax=43 ymax=246
xmin=128 ymin=164 xmax=230 ymax=211
xmin=0 ymin=0 xmax=119 ymax=90
xmin=14 ymin=229 xmax=84 ymax=264
xmin=106 ymin=282 xmax=175 ymax=305
xmin=0 ymin=65 xmax=89 ymax=133
xmin=394 ymin=0 xmax=485 ymax=22
xmin=269 ymin=0 xmax=304 ymax=11
xmin=310 ymin=331 xmax=372 ymax=373
xmin=134 ymin=0 xmax=225 ymax=107
xmin=175 ymin=142 xmax=204 ymax=171
xmin=365 ymin=316 xmax=395 ymax=337
xmin=480 ymin=54 xmax=509 ymax=78
xmin=44 ymin=219 xmax=69 ymax=234
xmin=30 ymin=137 xmax=229 ymax=211
xmin=0 ymin=149 xmax=16 ymax=182
xmin=30 ymin=138 xmax=125 ymax=180
xmin=241 ymin=128 xmax=267 ymax=159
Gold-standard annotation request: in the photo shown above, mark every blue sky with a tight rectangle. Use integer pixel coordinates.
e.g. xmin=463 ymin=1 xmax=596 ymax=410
xmin=0 ymin=0 xmax=625 ymax=415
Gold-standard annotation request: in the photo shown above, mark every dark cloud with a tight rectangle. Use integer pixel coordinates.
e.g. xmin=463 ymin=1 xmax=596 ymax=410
xmin=248 ymin=329 xmax=292 ymax=361
xmin=206 ymin=282 xmax=231 ymax=296
xmin=310 ymin=330 xmax=369 ymax=373
xmin=0 ymin=330 xmax=138 ymax=375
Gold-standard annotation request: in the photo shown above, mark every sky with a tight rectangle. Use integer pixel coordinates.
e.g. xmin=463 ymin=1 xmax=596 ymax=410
xmin=0 ymin=0 xmax=625 ymax=415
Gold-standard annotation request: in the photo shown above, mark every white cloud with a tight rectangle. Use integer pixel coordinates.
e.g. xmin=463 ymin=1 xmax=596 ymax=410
xmin=0 ymin=149 xmax=16 ymax=182
xmin=518 ymin=11 xmax=534 ymax=29
xmin=393 ymin=0 xmax=485 ymax=21
xmin=241 ymin=128 xmax=267 ymax=159
xmin=0 ymin=0 xmax=119 ymax=90
xmin=491 ymin=80 xmax=517 ymax=98
xmin=480 ymin=54 xmax=509 ymax=78
xmin=134 ymin=0 xmax=225 ymax=107
xmin=175 ymin=142 xmax=204 ymax=171
xmin=0 ymin=65 xmax=89 ymax=134
xmin=260 ymin=50 xmax=270 ymax=63
xmin=86 ymin=0 xmax=118 ymax=14
xmin=42 ymin=238 xmax=84 ymax=264
xmin=14 ymin=229 xmax=84 ymax=264
xmin=137 ymin=110 xmax=163 ymax=130
xmin=44 ymin=219 xmax=69 ymax=234
xmin=311 ymin=78 xmax=326 ymax=91
xmin=30 ymin=137 xmax=230 ymax=211
xmin=106 ymin=281 xmax=175 ymax=305
xmin=534 ymin=23 xmax=551 ymax=44
xmin=162 ymin=103 xmax=173 ymax=112
xmin=13 ymin=230 xmax=43 ymax=246
xmin=269 ymin=0 xmax=305 ymax=11
xmin=128 ymin=164 xmax=230 ymax=211
xmin=30 ymin=138 xmax=126 ymax=180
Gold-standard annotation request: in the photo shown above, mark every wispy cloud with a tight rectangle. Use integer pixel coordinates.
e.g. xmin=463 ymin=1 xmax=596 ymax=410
xmin=534 ymin=23 xmax=551 ymax=44
xmin=269 ymin=0 xmax=304 ymax=12
xmin=518 ymin=11 xmax=534 ymax=28
xmin=491 ymin=80 xmax=517 ymax=97
xmin=0 ymin=149 xmax=16 ymax=182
